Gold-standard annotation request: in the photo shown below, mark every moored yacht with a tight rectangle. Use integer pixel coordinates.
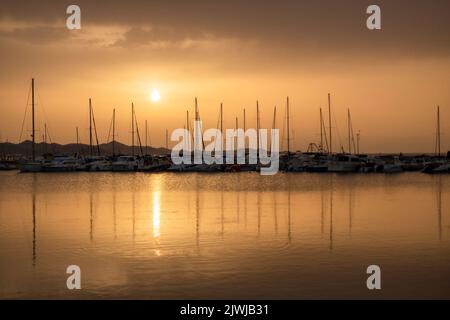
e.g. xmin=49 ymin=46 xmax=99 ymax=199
xmin=112 ymin=156 xmax=138 ymax=172
xmin=19 ymin=160 xmax=43 ymax=172
xmin=327 ymin=154 xmax=362 ymax=173
xmin=85 ymin=156 xmax=112 ymax=171
xmin=432 ymin=162 xmax=450 ymax=173
xmin=422 ymin=159 xmax=450 ymax=174
xmin=41 ymin=155 xmax=82 ymax=172
xmin=0 ymin=161 xmax=17 ymax=170
xmin=138 ymin=155 xmax=171 ymax=172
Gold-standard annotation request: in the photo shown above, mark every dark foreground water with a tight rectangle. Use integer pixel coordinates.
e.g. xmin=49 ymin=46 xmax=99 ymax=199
xmin=0 ymin=171 xmax=449 ymax=299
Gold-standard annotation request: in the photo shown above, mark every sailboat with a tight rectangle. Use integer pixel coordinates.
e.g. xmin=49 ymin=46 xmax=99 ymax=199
xmin=167 ymin=98 xmax=199 ymax=172
xmin=112 ymin=103 xmax=138 ymax=171
xmin=323 ymin=95 xmax=362 ymax=173
xmin=136 ymin=115 xmax=171 ymax=171
xmin=186 ymin=101 xmax=225 ymax=172
xmin=19 ymin=79 xmax=43 ymax=172
xmin=85 ymin=108 xmax=115 ymax=171
xmin=423 ymin=106 xmax=449 ymax=173
xmin=40 ymin=99 xmax=88 ymax=172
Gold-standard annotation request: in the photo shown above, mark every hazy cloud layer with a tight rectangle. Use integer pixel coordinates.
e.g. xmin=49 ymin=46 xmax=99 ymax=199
xmin=0 ymin=0 xmax=449 ymax=58
xmin=0 ymin=25 xmax=70 ymax=44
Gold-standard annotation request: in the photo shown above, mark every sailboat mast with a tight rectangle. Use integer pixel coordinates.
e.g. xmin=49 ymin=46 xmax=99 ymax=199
xmin=186 ymin=110 xmax=190 ymax=149
xmin=356 ymin=131 xmax=360 ymax=154
xmin=194 ymin=97 xmax=204 ymax=150
xmin=220 ymin=103 xmax=223 ymax=149
xmin=195 ymin=98 xmax=198 ymax=121
xmin=272 ymin=106 xmax=276 ymax=153
xmin=328 ymin=93 xmax=332 ymax=155
xmin=220 ymin=103 xmax=223 ymax=134
xmin=437 ymin=105 xmax=441 ymax=157
xmin=90 ymin=100 xmax=101 ymax=156
xmin=235 ymin=116 xmax=238 ymax=153
xmin=44 ymin=123 xmax=47 ymax=155
xmin=243 ymin=108 xmax=246 ymax=153
xmin=256 ymin=101 xmax=260 ymax=154
xmin=76 ymin=127 xmax=80 ymax=153
xmin=165 ymin=128 xmax=169 ymax=149
xmin=194 ymin=99 xmax=198 ymax=152
xmin=133 ymin=107 xmax=143 ymax=156
xmin=89 ymin=98 xmax=93 ymax=156
xmin=286 ymin=96 xmax=290 ymax=155
xmin=112 ymin=109 xmax=116 ymax=156
xmin=186 ymin=110 xmax=190 ymax=132
xmin=320 ymin=108 xmax=324 ymax=152
xmin=131 ymin=103 xmax=135 ymax=156
xmin=347 ymin=108 xmax=351 ymax=154
xmin=89 ymin=100 xmax=94 ymax=156
xmin=350 ymin=111 xmax=356 ymax=154
xmin=31 ymin=78 xmax=35 ymax=161
xmin=272 ymin=106 xmax=277 ymax=130
xmin=145 ymin=119 xmax=148 ymax=155
xmin=243 ymin=108 xmax=246 ymax=132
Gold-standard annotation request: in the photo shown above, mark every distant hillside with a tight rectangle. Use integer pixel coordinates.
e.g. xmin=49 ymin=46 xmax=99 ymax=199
xmin=0 ymin=140 xmax=170 ymax=157
xmin=1 ymin=141 xmax=448 ymax=158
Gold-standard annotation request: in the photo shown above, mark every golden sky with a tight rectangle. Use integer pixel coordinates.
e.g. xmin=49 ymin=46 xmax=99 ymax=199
xmin=0 ymin=0 xmax=449 ymax=153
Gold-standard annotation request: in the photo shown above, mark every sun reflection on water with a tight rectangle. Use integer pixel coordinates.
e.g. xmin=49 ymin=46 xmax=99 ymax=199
xmin=153 ymin=190 xmax=161 ymax=239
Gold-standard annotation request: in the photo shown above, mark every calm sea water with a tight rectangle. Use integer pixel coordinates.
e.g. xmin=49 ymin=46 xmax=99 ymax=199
xmin=0 ymin=171 xmax=449 ymax=299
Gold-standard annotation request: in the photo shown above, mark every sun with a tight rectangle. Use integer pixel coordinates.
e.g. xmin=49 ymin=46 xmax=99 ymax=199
xmin=150 ymin=89 xmax=161 ymax=102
